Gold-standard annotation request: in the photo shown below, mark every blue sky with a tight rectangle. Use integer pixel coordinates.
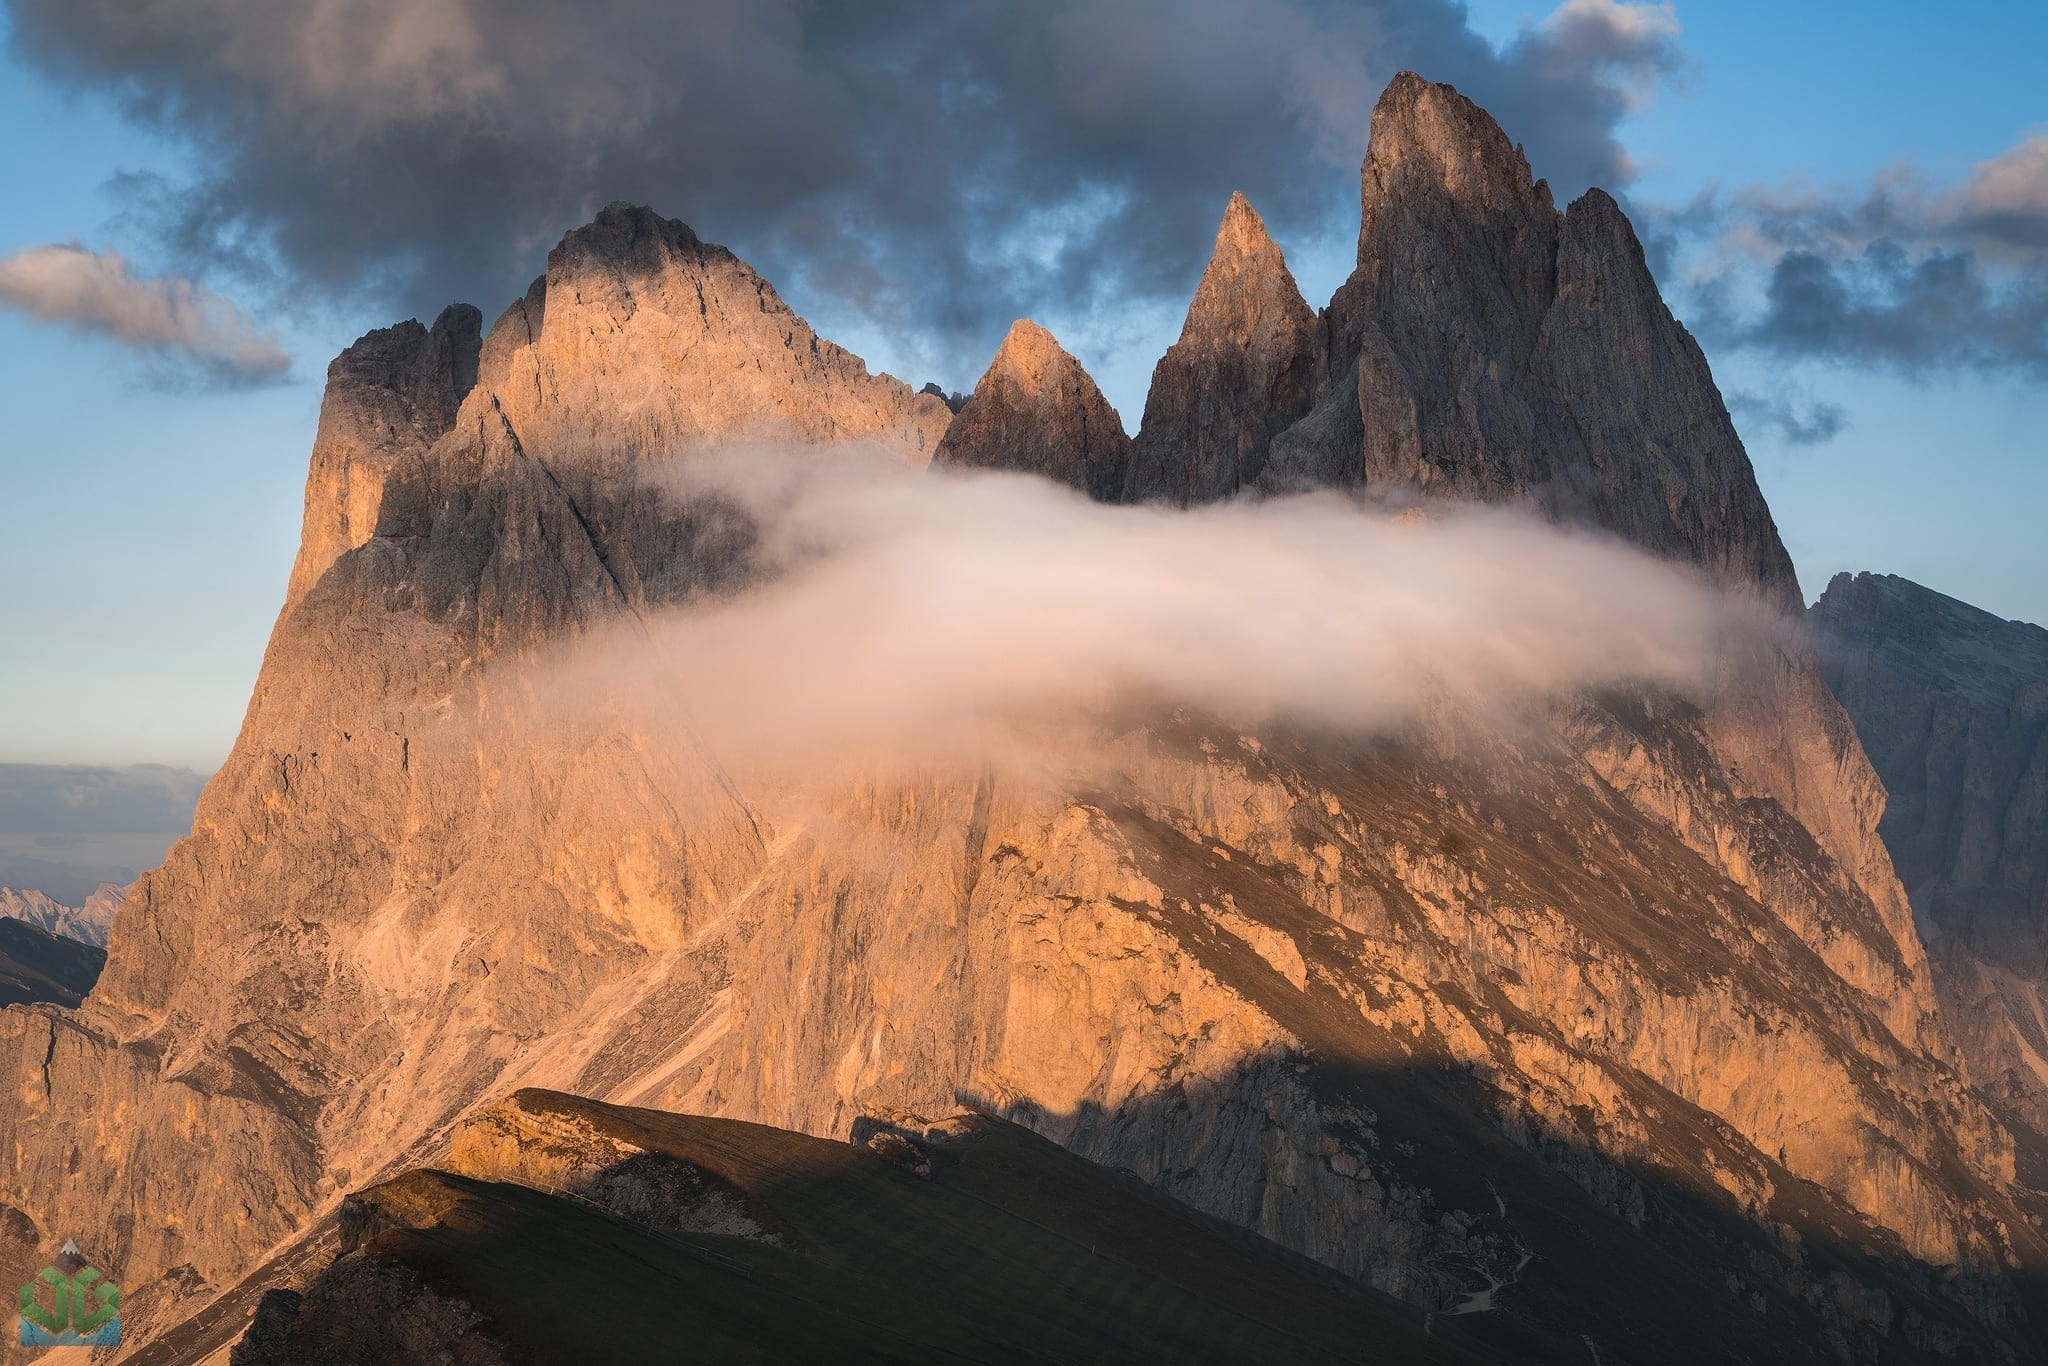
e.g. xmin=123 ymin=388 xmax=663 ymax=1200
xmin=1 ymin=0 xmax=2044 ymax=772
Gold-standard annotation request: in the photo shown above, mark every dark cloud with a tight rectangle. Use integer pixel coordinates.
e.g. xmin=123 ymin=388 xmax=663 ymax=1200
xmin=0 ymin=763 xmax=207 ymax=837
xmin=7 ymin=0 xmax=1684 ymax=386
xmin=1654 ymin=133 xmax=2048 ymax=377
xmin=1725 ymin=388 xmax=1849 ymax=447
xmin=1692 ymin=244 xmax=2048 ymax=377
xmin=0 ymin=242 xmax=290 ymax=383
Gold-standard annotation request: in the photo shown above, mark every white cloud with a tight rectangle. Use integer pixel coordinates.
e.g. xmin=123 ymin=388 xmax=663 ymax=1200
xmin=542 ymin=448 xmax=1770 ymax=778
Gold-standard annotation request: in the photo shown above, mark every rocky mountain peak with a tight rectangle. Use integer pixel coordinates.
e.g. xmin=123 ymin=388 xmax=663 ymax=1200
xmin=1345 ymin=71 xmax=1559 ymax=382
xmin=989 ymin=317 xmax=1067 ymax=376
xmin=1210 ymin=191 xmax=1277 ymax=267
xmin=281 ymin=202 xmax=952 ymax=619
xmin=1264 ymin=71 xmax=1800 ymax=611
xmin=15 ymin=71 xmax=2048 ymax=1366
xmin=1126 ymin=193 xmax=1316 ymax=504
xmin=555 ymin=200 xmax=703 ymax=271
xmin=1361 ymin=71 xmax=1556 ymax=253
xmin=933 ymin=319 xmax=1133 ymax=501
xmin=464 ymin=202 xmax=951 ymax=473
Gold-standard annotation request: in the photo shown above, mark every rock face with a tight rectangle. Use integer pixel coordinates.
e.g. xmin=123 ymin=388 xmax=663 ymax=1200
xmin=0 ymin=883 xmax=120 ymax=947
xmin=932 ymin=319 xmax=1133 ymax=500
xmin=1126 ymin=193 xmax=1317 ymax=504
xmin=1268 ymin=72 xmax=1800 ymax=611
xmin=1813 ymin=572 xmax=2048 ymax=1133
xmin=285 ymin=304 xmax=482 ymax=608
xmin=4 ymin=80 xmax=2047 ymax=1366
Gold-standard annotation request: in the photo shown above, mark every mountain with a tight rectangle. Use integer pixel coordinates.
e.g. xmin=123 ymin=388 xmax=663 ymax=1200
xmin=933 ymin=318 xmax=1134 ymax=500
xmin=3 ymin=74 xmax=2046 ymax=1364
xmin=0 ymin=918 xmax=104 ymax=1010
xmin=0 ymin=883 xmax=122 ymax=947
xmin=1124 ymin=192 xmax=1317 ymax=504
xmin=1812 ymin=573 xmax=2048 ymax=1142
xmin=219 ymin=1089 xmax=1455 ymax=1365
xmin=1268 ymin=73 xmax=1801 ymax=611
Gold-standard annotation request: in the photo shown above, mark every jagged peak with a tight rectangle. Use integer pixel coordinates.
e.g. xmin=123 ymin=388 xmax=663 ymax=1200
xmin=992 ymin=317 xmax=1063 ymax=364
xmin=1212 ymin=190 xmax=1279 ymax=262
xmin=1181 ymin=192 xmax=1309 ymax=337
xmin=982 ymin=318 xmax=1097 ymax=396
xmin=933 ymin=318 xmax=1131 ymax=500
xmin=542 ymin=201 xmax=718 ymax=292
xmin=1125 ymin=190 xmax=1317 ymax=504
xmin=1360 ymin=71 xmax=1554 ymax=260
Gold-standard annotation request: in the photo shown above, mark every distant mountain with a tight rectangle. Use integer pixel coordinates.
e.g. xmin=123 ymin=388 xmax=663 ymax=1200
xmin=0 ymin=883 xmax=121 ymax=947
xmin=0 ymin=918 xmax=104 ymax=1010
xmin=1812 ymin=572 xmax=2048 ymax=1138
xmin=4 ymin=72 xmax=2045 ymax=1364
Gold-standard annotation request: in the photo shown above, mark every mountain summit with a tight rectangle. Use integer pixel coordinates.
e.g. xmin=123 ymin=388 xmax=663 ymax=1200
xmin=932 ymin=318 xmax=1133 ymax=500
xmin=1126 ymin=193 xmax=1316 ymax=504
xmin=1266 ymin=72 xmax=1800 ymax=612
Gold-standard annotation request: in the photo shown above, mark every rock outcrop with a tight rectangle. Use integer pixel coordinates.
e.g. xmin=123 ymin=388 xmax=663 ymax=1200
xmin=284 ymin=303 xmax=482 ymax=608
xmin=1126 ymin=193 xmax=1317 ymax=504
xmin=3 ymin=81 xmax=2046 ymax=1366
xmin=1813 ymin=572 xmax=2048 ymax=1135
xmin=932 ymin=319 xmax=1133 ymax=500
xmin=1267 ymin=73 xmax=1799 ymax=611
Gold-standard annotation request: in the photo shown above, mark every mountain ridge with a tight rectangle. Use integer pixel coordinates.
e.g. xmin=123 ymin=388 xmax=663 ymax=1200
xmin=1813 ymin=571 xmax=2048 ymax=1146
xmin=1 ymin=72 xmax=2042 ymax=1365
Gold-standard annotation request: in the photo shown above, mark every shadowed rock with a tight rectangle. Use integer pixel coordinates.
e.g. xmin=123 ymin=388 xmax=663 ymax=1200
xmin=932 ymin=319 xmax=1133 ymax=500
xmin=1127 ymin=193 xmax=1316 ymax=504
xmin=0 ymin=919 xmax=103 ymax=1009
xmin=1813 ymin=572 xmax=2048 ymax=1135
xmin=230 ymin=1091 xmax=1458 ymax=1365
xmin=285 ymin=303 xmax=481 ymax=607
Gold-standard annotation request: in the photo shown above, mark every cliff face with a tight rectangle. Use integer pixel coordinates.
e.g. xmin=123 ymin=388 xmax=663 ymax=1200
xmin=1813 ymin=572 xmax=2048 ymax=1136
xmin=2 ymin=76 xmax=2044 ymax=1366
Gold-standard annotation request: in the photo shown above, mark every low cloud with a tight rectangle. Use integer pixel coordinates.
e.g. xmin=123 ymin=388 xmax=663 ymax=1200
xmin=0 ymin=244 xmax=289 ymax=383
xmin=545 ymin=449 xmax=1765 ymax=777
